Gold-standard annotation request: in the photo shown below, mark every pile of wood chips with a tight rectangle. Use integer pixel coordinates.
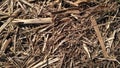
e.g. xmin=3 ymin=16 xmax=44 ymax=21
xmin=0 ymin=0 xmax=120 ymax=68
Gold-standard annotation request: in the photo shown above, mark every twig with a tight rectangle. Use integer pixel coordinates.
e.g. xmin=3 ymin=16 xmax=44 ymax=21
xmin=12 ymin=18 xmax=53 ymax=24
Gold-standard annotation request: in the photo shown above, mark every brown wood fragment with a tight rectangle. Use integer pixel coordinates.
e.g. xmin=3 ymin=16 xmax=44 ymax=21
xmin=90 ymin=17 xmax=109 ymax=58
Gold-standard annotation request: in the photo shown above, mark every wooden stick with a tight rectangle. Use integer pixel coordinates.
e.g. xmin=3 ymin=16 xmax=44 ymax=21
xmin=12 ymin=18 xmax=53 ymax=24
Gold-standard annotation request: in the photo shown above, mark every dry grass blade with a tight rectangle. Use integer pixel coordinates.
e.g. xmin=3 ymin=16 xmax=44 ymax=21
xmin=27 ymin=57 xmax=42 ymax=68
xmin=90 ymin=17 xmax=109 ymax=58
xmin=42 ymin=34 xmax=49 ymax=52
xmin=65 ymin=0 xmax=78 ymax=6
xmin=105 ymin=30 xmax=116 ymax=48
xmin=0 ymin=0 xmax=9 ymax=10
xmin=106 ymin=8 xmax=119 ymax=30
xmin=8 ymin=0 xmax=14 ymax=14
xmin=51 ymin=7 xmax=79 ymax=14
xmin=0 ymin=38 xmax=11 ymax=54
xmin=12 ymin=18 xmax=53 ymax=24
xmin=59 ymin=54 xmax=65 ymax=68
xmin=20 ymin=0 xmax=33 ymax=8
xmin=13 ymin=27 xmax=18 ymax=53
xmin=38 ymin=24 xmax=53 ymax=33
xmin=7 ymin=57 xmax=21 ymax=68
xmin=40 ymin=58 xmax=59 ymax=68
xmin=98 ymin=57 xmax=120 ymax=65
xmin=38 ymin=0 xmax=46 ymax=15
xmin=31 ymin=58 xmax=59 ymax=68
xmin=0 ymin=8 xmax=21 ymax=33
xmin=17 ymin=1 xmax=26 ymax=13
xmin=52 ymin=39 xmax=67 ymax=53
xmin=65 ymin=0 xmax=88 ymax=6
xmin=0 ymin=11 xmax=8 ymax=16
xmin=83 ymin=43 xmax=91 ymax=58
